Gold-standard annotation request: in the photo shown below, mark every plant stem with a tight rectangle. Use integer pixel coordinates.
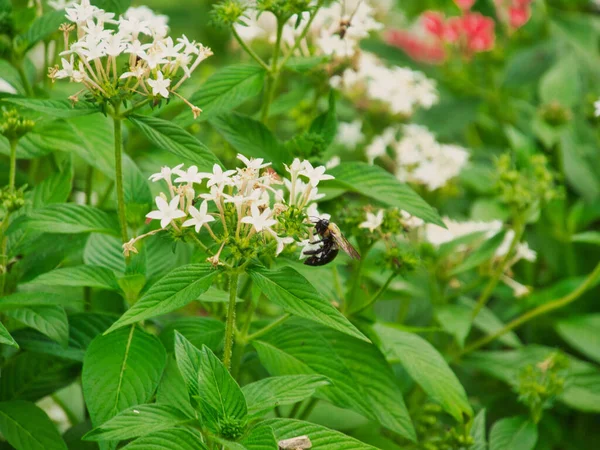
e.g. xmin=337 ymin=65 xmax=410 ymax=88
xmin=8 ymin=139 xmax=17 ymax=190
xmin=278 ymin=0 xmax=325 ymax=69
xmin=246 ymin=313 xmax=290 ymax=342
xmin=298 ymin=398 xmax=318 ymax=420
xmin=458 ymin=260 xmax=600 ymax=358
xmin=471 ymin=220 xmax=525 ymax=321
xmin=345 ymin=255 xmax=365 ymax=314
xmin=260 ymin=21 xmax=284 ymax=122
xmin=112 ymin=108 xmax=128 ymax=244
xmin=351 ymin=272 xmax=397 ymax=315
xmin=231 ymin=27 xmax=270 ymax=71
xmin=222 ymin=272 xmax=239 ymax=371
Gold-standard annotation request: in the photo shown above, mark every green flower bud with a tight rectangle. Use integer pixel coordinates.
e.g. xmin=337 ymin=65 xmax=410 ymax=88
xmin=0 ymin=108 xmax=35 ymax=141
xmin=211 ymin=0 xmax=248 ymax=28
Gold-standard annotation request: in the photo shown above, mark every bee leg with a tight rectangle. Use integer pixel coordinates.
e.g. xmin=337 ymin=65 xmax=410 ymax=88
xmin=309 ymin=238 xmax=324 ymax=245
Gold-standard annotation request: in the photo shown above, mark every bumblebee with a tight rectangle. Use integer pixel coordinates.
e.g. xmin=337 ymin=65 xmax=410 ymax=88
xmin=304 ymin=219 xmax=361 ymax=266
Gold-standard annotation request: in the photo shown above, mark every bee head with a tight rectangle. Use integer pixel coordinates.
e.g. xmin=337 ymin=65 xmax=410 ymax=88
xmin=315 ymin=218 xmax=330 ymax=235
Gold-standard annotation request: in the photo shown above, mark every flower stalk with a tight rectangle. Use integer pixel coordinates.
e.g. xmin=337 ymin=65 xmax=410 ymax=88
xmin=112 ymin=107 xmax=128 ymax=244
xmin=222 ymin=271 xmax=240 ymax=370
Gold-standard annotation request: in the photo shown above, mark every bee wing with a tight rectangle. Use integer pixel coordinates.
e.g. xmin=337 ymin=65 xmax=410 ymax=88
xmin=329 ymin=224 xmax=361 ymax=260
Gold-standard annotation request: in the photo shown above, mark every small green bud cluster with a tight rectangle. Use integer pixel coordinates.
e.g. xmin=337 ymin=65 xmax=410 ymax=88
xmin=218 ymin=417 xmax=246 ymax=440
xmin=0 ymin=185 xmax=26 ymax=212
xmin=495 ymin=153 xmax=561 ymax=215
xmin=414 ymin=403 xmax=474 ymax=450
xmin=255 ymin=0 xmax=312 ymax=22
xmin=211 ymin=0 xmax=248 ymax=27
xmin=539 ymin=101 xmax=572 ymax=128
xmin=0 ymin=108 xmax=35 ymax=141
xmin=516 ymin=352 xmax=569 ymax=424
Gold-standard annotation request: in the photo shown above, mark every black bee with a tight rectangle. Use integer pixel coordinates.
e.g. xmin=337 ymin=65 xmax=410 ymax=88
xmin=304 ymin=219 xmax=361 ymax=266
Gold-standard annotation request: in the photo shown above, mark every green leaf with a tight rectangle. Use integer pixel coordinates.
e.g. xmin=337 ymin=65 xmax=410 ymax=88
xmin=309 ymin=90 xmax=337 ymax=149
xmin=0 ymin=400 xmax=67 ymax=450
xmin=459 ymin=297 xmax=522 ymax=348
xmin=84 ymin=404 xmax=190 ymax=441
xmin=82 ymin=327 xmax=167 ymax=429
xmin=0 ymin=60 xmax=25 ymax=95
xmin=248 ymin=266 xmax=368 ymax=341
xmin=91 ymin=0 xmax=131 ymax=15
xmin=84 ymin=234 xmax=126 ymax=275
xmin=489 ymin=416 xmax=537 ymax=450
xmin=253 ymin=319 xmax=415 ymax=441
xmin=5 ymin=306 xmax=68 ymax=346
xmin=463 ymin=346 xmax=600 ymax=413
xmin=2 ymin=98 xmax=99 ymax=118
xmin=216 ymin=422 xmax=277 ymax=450
xmin=450 ymin=230 xmax=506 ymax=276
xmin=180 ymin=64 xmax=266 ymax=125
xmin=434 ymin=304 xmax=472 ymax=348
xmin=12 ymin=313 xmax=114 ymax=362
xmin=196 ymin=345 xmax=247 ymax=423
xmin=105 ymin=264 xmax=220 ymax=334
xmin=284 ymin=55 xmax=330 ymax=72
xmin=10 ymin=204 xmax=119 ymax=236
xmin=539 ymin=55 xmax=581 ymax=107
xmin=0 ymin=292 xmax=68 ymax=310
xmin=551 ymin=14 xmax=600 ymax=72
xmin=129 ymin=115 xmax=220 ymax=170
xmin=160 ymin=317 xmax=225 ymax=352
xmin=556 ymin=314 xmax=600 ymax=364
xmin=326 ymin=162 xmax=443 ymax=226
xmin=470 ymin=409 xmax=487 ymax=450
xmin=572 ymin=231 xmax=600 ymax=245
xmin=30 ymin=162 xmax=73 ymax=207
xmin=559 ymin=127 xmax=600 ymax=203
xmin=156 ymin=356 xmax=196 ymax=418
xmin=0 ymin=352 xmax=78 ymax=402
xmin=120 ymin=428 xmax=207 ymax=450
xmin=263 ymin=418 xmax=377 ymax=450
xmin=373 ymin=323 xmax=472 ymax=422
xmin=15 ymin=10 xmax=65 ymax=53
xmin=173 ymin=331 xmax=202 ymax=399
xmin=0 ymin=321 xmax=18 ymax=348
xmin=242 ymin=375 xmax=330 ymax=418
xmin=210 ymin=113 xmax=289 ymax=171
xmin=27 ymin=265 xmax=119 ymax=290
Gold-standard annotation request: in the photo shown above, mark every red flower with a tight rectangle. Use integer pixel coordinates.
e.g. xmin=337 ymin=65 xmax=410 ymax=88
xmin=385 ymin=30 xmax=447 ymax=64
xmin=508 ymin=5 xmax=531 ymax=29
xmin=422 ymin=11 xmax=446 ymax=39
xmin=462 ymin=12 xmax=495 ymax=52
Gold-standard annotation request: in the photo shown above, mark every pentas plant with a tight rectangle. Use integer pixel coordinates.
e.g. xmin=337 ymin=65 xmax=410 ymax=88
xmin=49 ymin=0 xmax=212 ymax=116
xmin=126 ymin=154 xmax=333 ymax=265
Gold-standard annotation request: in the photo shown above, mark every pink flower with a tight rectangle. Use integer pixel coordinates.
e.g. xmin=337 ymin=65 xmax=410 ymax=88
xmin=422 ymin=12 xmax=446 ymax=39
xmin=462 ymin=13 xmax=495 ymax=53
xmin=385 ymin=30 xmax=446 ymax=64
xmin=508 ymin=5 xmax=531 ymax=29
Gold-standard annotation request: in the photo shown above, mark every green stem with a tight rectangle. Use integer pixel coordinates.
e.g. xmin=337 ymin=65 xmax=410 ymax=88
xmin=260 ymin=21 xmax=284 ymax=122
xmin=8 ymin=139 xmax=17 ymax=190
xmin=298 ymin=398 xmax=318 ymax=420
xmin=351 ymin=272 xmax=397 ymax=315
xmin=278 ymin=0 xmax=325 ymax=69
xmin=345 ymin=255 xmax=366 ymax=314
xmin=471 ymin=220 xmax=525 ymax=321
xmin=222 ymin=272 xmax=239 ymax=371
xmin=231 ymin=27 xmax=270 ymax=71
xmin=246 ymin=313 xmax=290 ymax=342
xmin=458 ymin=260 xmax=600 ymax=358
xmin=230 ymin=292 xmax=257 ymax=379
xmin=112 ymin=109 xmax=128 ymax=244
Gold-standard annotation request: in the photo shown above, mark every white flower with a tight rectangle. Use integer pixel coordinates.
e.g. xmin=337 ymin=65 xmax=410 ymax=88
xmin=206 ymin=164 xmax=237 ymax=188
xmin=148 ymin=164 xmax=184 ymax=183
xmin=298 ymin=238 xmax=321 ymax=260
xmin=182 ymin=201 xmax=215 ymax=232
xmin=336 ymin=120 xmax=364 ymax=149
xmin=48 ymin=0 xmax=75 ymax=11
xmin=285 ymin=158 xmax=304 ymax=177
xmin=359 ymin=209 xmax=384 ymax=232
xmin=241 ymin=204 xmax=277 ymax=233
xmin=274 ymin=235 xmax=295 ymax=256
xmin=146 ymin=196 xmax=186 ymax=228
xmin=174 ymin=165 xmax=209 ymax=184
xmin=594 ymin=99 xmax=600 ymax=117
xmin=299 ymin=161 xmax=334 ymax=187
xmin=325 ymin=156 xmax=340 ymax=169
xmin=147 ymin=70 xmax=171 ymax=98
xmin=502 ymin=275 xmax=531 ymax=298
xmin=306 ymin=203 xmax=330 ymax=221
xmin=237 ymin=154 xmax=271 ymax=170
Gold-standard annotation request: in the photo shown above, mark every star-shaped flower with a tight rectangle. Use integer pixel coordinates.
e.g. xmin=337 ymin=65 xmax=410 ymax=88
xmin=148 ymin=164 xmax=184 ymax=183
xmin=359 ymin=209 xmax=384 ymax=232
xmin=241 ymin=204 xmax=277 ymax=233
xmin=299 ymin=161 xmax=334 ymax=187
xmin=182 ymin=201 xmax=215 ymax=233
xmin=146 ymin=195 xmax=186 ymax=228
xmin=237 ymin=154 xmax=271 ymax=170
xmin=147 ymin=70 xmax=171 ymax=98
xmin=174 ymin=165 xmax=209 ymax=184
xmin=205 ymin=164 xmax=237 ymax=188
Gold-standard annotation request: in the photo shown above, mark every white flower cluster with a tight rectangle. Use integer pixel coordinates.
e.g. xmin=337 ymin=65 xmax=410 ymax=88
xmin=330 ymin=53 xmax=438 ymax=116
xmin=49 ymin=1 xmax=212 ymax=115
xmin=235 ymin=0 xmax=385 ymax=58
xmin=366 ymin=125 xmax=468 ymax=191
xmin=423 ymin=218 xmax=536 ymax=297
xmin=126 ymin=154 xmax=335 ymax=262
xmin=48 ymin=0 xmax=76 ymax=10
